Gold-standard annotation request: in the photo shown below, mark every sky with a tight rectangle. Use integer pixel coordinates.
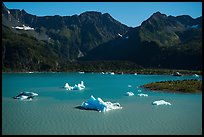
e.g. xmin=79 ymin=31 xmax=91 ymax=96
xmin=4 ymin=2 xmax=202 ymax=27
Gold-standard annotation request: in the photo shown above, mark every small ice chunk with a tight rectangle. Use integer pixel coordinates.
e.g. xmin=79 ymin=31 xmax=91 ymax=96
xmin=152 ymin=100 xmax=171 ymax=105
xmin=126 ymin=91 xmax=134 ymax=96
xmin=78 ymin=71 xmax=85 ymax=74
xmin=13 ymin=91 xmax=38 ymax=100
xmin=128 ymin=85 xmax=132 ymax=88
xmin=110 ymin=72 xmax=115 ymax=75
xmin=138 ymin=93 xmax=148 ymax=97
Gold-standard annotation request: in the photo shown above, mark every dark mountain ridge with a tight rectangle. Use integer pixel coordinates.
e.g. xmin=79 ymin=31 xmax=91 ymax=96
xmin=82 ymin=12 xmax=202 ymax=70
xmin=2 ymin=3 xmax=202 ymax=71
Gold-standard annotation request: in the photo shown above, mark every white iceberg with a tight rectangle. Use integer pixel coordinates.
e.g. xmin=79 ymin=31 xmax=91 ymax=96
xmin=13 ymin=92 xmax=38 ymax=100
xmin=110 ymin=72 xmax=115 ymax=75
xmin=78 ymin=71 xmax=85 ymax=74
xmin=81 ymin=95 xmax=122 ymax=112
xmin=152 ymin=100 xmax=171 ymax=106
xmin=64 ymin=83 xmax=74 ymax=90
xmin=64 ymin=81 xmax=85 ymax=91
xmin=73 ymin=81 xmax=85 ymax=90
xmin=137 ymin=93 xmax=148 ymax=97
xmin=126 ymin=91 xmax=134 ymax=96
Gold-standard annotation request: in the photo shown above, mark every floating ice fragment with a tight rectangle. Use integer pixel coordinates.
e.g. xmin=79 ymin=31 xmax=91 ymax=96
xmin=81 ymin=95 xmax=122 ymax=112
xmin=78 ymin=71 xmax=85 ymax=74
xmin=13 ymin=92 xmax=38 ymax=100
xmin=128 ymin=85 xmax=132 ymax=88
xmin=64 ymin=83 xmax=74 ymax=90
xmin=110 ymin=72 xmax=115 ymax=75
xmin=138 ymin=93 xmax=148 ymax=97
xmin=152 ymin=100 xmax=171 ymax=106
xmin=126 ymin=91 xmax=134 ymax=96
xmin=64 ymin=81 xmax=85 ymax=91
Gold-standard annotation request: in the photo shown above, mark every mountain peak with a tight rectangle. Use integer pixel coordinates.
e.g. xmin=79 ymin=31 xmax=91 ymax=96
xmin=151 ymin=11 xmax=167 ymax=18
xmin=153 ymin=11 xmax=162 ymax=15
xmin=79 ymin=11 xmax=102 ymax=16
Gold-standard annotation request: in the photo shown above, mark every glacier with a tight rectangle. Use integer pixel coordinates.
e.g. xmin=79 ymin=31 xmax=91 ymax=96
xmin=81 ymin=95 xmax=122 ymax=112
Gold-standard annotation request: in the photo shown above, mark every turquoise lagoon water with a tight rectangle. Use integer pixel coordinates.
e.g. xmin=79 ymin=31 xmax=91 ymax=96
xmin=2 ymin=72 xmax=202 ymax=135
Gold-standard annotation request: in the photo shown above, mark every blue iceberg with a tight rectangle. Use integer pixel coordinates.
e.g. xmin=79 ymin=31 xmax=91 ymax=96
xmin=81 ymin=95 xmax=122 ymax=112
xmin=13 ymin=92 xmax=38 ymax=100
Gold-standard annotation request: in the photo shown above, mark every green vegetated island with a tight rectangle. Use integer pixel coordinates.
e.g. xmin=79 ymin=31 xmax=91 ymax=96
xmin=142 ymin=79 xmax=202 ymax=93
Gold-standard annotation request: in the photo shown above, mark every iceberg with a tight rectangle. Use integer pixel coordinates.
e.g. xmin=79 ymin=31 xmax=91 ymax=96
xmin=13 ymin=92 xmax=38 ymax=100
xmin=152 ymin=100 xmax=171 ymax=106
xmin=64 ymin=83 xmax=74 ymax=90
xmin=78 ymin=71 xmax=85 ymax=74
xmin=110 ymin=72 xmax=115 ymax=75
xmin=137 ymin=93 xmax=148 ymax=97
xmin=126 ymin=91 xmax=134 ymax=96
xmin=81 ymin=95 xmax=122 ymax=112
xmin=64 ymin=81 xmax=85 ymax=91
